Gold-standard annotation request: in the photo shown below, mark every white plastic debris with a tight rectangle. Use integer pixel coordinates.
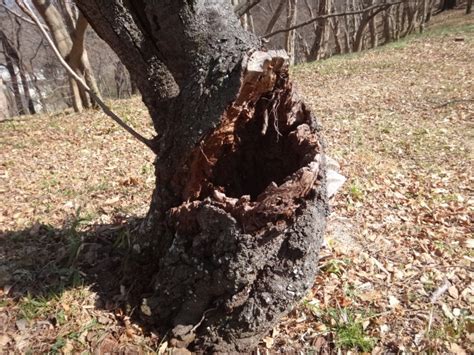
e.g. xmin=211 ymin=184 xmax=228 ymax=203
xmin=325 ymin=155 xmax=346 ymax=199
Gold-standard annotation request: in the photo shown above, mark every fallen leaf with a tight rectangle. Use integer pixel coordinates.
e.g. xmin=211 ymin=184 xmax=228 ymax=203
xmin=0 ymin=334 xmax=11 ymax=347
xmin=388 ymin=295 xmax=400 ymax=309
xmin=448 ymin=285 xmax=459 ymax=299
xmin=448 ymin=343 xmax=466 ymax=354
xmin=263 ymin=336 xmax=274 ymax=349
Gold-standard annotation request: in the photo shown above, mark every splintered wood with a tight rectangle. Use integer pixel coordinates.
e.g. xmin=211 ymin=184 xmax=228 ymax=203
xmin=171 ymin=50 xmax=323 ymax=235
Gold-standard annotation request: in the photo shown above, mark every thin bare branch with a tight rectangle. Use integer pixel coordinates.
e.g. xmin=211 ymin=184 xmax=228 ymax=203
xmin=20 ymin=0 xmax=155 ymax=151
xmin=0 ymin=2 xmax=50 ymax=32
xmin=263 ymin=0 xmax=405 ymax=39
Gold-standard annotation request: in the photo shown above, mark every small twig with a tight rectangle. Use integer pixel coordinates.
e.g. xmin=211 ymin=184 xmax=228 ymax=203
xmin=435 ymin=98 xmax=474 ymax=109
xmin=371 ymin=256 xmax=391 ymax=277
xmin=20 ymin=0 xmax=155 ymax=152
xmin=191 ymin=306 xmax=218 ymax=333
xmin=427 ymin=306 xmax=434 ymax=334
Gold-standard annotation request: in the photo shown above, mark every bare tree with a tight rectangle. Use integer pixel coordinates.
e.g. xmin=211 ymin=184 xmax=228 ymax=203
xmin=285 ymin=0 xmax=299 ymax=64
xmin=1 ymin=30 xmax=25 ymax=115
xmin=0 ymin=77 xmax=11 ymax=119
xmin=309 ymin=0 xmax=332 ymax=60
xmin=26 ymin=0 xmax=101 ymax=112
xmin=369 ymin=3 xmax=379 ymax=48
xmin=353 ymin=1 xmax=398 ymax=52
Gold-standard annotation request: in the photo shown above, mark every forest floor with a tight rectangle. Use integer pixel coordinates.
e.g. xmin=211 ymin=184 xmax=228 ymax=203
xmin=1 ymin=9 xmax=473 ymax=354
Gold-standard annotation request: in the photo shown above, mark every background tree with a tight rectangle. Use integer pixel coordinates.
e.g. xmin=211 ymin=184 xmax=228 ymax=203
xmin=29 ymin=0 xmax=101 ymax=112
xmin=0 ymin=0 xmax=138 ymax=119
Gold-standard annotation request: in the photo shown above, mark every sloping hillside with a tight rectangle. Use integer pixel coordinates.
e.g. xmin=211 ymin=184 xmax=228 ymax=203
xmin=1 ymin=10 xmax=472 ymax=353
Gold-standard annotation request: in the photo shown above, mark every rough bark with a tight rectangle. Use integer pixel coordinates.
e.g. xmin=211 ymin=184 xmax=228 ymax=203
xmin=75 ymin=0 xmax=327 ymax=352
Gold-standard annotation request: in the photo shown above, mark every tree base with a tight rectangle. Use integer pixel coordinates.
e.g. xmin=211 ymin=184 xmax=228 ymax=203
xmin=147 ymin=51 xmax=328 ymax=352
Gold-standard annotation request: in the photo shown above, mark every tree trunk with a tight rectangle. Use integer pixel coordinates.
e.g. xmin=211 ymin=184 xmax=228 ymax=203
xmin=383 ymin=8 xmax=393 ymax=43
xmin=0 ymin=78 xmax=10 ymax=120
xmin=439 ymin=0 xmax=457 ymax=11
xmin=285 ymin=0 xmax=298 ymax=65
xmin=331 ymin=16 xmax=343 ymax=55
xmin=426 ymin=0 xmax=433 ymax=21
xmin=18 ymin=68 xmax=36 ymax=115
xmin=32 ymin=0 xmax=84 ymax=112
xmin=0 ymin=29 xmax=35 ymax=115
xmin=32 ymin=0 xmax=102 ymax=111
xmin=1 ymin=31 xmax=25 ymax=116
xmin=369 ymin=13 xmax=378 ymax=48
xmin=403 ymin=1 xmax=419 ymax=36
xmin=353 ymin=5 xmax=390 ymax=52
xmin=420 ymin=0 xmax=428 ymax=33
xmin=130 ymin=78 xmax=139 ymax=96
xmin=75 ymin=0 xmax=327 ymax=352
xmin=4 ymin=55 xmax=24 ymax=116
xmin=264 ymin=0 xmax=286 ymax=35
xmin=467 ymin=0 xmax=472 ymax=14
xmin=309 ymin=0 xmax=331 ymax=61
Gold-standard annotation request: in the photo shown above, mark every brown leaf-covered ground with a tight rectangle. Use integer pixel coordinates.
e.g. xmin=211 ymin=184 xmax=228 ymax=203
xmin=1 ymin=10 xmax=472 ymax=353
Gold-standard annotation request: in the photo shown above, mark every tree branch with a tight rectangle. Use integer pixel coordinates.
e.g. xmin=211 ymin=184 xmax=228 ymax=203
xmin=0 ymin=2 xmax=50 ymax=32
xmin=263 ymin=0 xmax=405 ymax=39
xmin=20 ymin=0 xmax=155 ymax=152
